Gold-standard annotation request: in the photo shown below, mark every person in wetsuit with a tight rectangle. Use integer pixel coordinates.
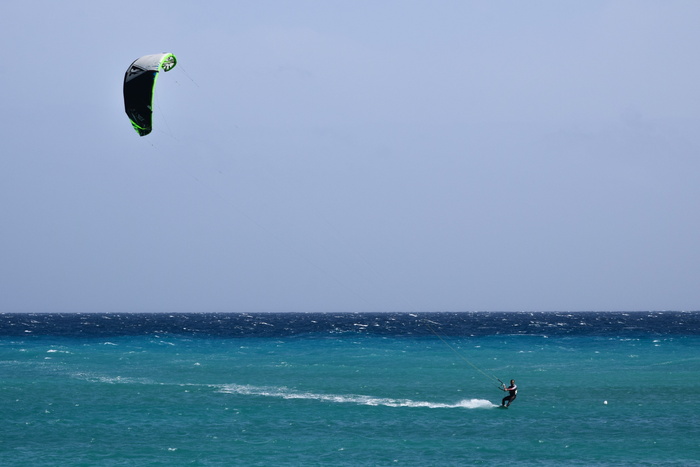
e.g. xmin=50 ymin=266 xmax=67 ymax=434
xmin=501 ymin=379 xmax=517 ymax=407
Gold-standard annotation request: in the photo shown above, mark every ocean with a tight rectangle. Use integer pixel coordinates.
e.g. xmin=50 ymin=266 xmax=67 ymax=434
xmin=1 ymin=312 xmax=698 ymax=466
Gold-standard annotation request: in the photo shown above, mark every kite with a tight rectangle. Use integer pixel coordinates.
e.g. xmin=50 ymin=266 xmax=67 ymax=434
xmin=123 ymin=53 xmax=177 ymax=136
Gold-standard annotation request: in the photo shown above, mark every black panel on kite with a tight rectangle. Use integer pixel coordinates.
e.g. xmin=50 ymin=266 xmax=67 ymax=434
xmin=123 ymin=53 xmax=177 ymax=136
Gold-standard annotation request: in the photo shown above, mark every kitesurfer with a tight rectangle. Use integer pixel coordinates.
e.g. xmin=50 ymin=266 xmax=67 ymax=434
xmin=501 ymin=379 xmax=517 ymax=407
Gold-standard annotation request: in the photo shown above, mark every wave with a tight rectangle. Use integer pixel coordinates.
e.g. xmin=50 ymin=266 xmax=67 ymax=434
xmin=216 ymin=383 xmax=496 ymax=409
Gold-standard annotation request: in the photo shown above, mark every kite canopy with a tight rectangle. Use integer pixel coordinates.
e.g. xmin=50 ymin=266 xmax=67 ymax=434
xmin=123 ymin=53 xmax=177 ymax=136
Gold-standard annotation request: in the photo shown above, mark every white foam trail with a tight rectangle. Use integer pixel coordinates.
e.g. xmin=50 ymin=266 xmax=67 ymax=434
xmin=217 ymin=384 xmax=496 ymax=409
xmin=72 ymin=374 xmax=498 ymax=410
xmin=71 ymin=372 xmax=159 ymax=386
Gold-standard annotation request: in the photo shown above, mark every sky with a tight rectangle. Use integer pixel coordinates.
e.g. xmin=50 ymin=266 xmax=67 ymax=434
xmin=1 ymin=1 xmax=700 ymax=313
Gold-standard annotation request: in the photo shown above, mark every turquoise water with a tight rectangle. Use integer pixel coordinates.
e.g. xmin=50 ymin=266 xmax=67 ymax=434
xmin=1 ymin=313 xmax=699 ymax=465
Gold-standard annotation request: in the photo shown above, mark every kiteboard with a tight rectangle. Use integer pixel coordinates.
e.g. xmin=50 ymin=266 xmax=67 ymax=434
xmin=496 ymin=405 xmax=508 ymax=409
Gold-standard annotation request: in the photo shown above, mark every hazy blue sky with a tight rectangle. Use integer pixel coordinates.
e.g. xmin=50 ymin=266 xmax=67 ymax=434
xmin=2 ymin=1 xmax=699 ymax=312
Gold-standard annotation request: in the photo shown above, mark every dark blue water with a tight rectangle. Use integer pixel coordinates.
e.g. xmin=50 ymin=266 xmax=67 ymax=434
xmin=3 ymin=311 xmax=699 ymax=337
